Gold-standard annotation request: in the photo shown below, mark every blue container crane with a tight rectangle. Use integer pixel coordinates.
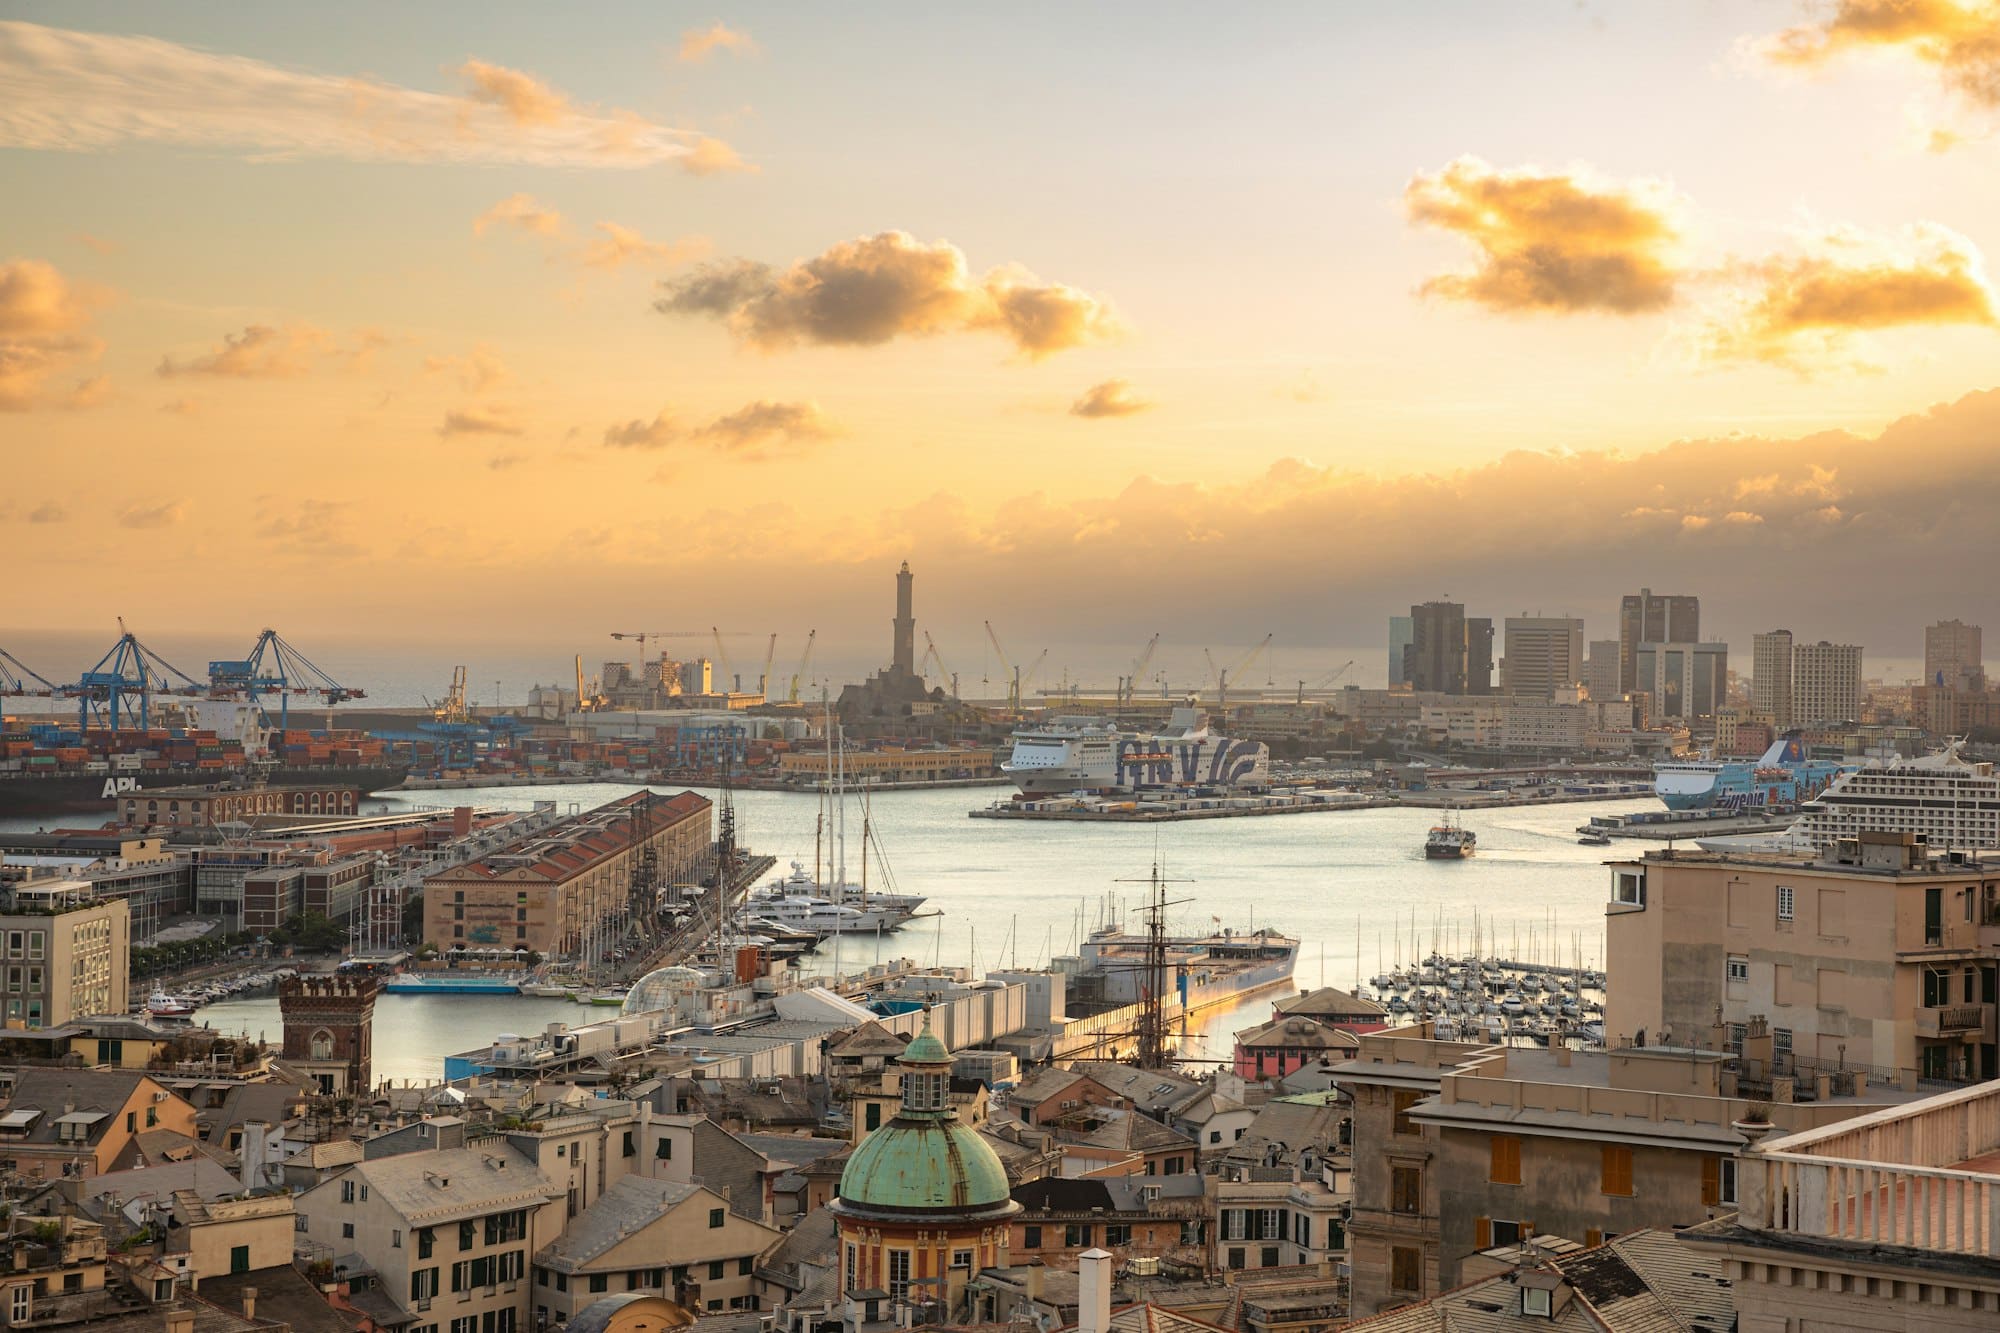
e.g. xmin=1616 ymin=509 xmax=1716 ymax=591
xmin=60 ymin=620 xmax=206 ymax=734
xmin=206 ymin=628 xmax=366 ymax=730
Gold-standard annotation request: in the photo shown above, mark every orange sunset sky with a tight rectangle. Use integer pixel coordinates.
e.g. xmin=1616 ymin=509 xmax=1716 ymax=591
xmin=6 ymin=2 xmax=2000 ymax=686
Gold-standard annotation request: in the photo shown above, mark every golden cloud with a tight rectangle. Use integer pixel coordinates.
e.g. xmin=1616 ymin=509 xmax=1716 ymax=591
xmin=656 ymin=231 xmax=1120 ymax=358
xmin=157 ymin=324 xmax=330 ymax=379
xmin=118 ymin=499 xmax=185 ymax=529
xmin=696 ymin=399 xmax=834 ymax=451
xmin=603 ymin=411 xmax=679 ymax=449
xmin=160 ymin=397 xmax=201 ymax=416
xmin=474 ymin=193 xmax=565 ymax=238
xmin=63 ymin=374 xmax=111 ymax=409
xmin=1405 ymin=156 xmax=1686 ymax=314
xmin=1754 ymin=0 xmax=2000 ymax=106
xmin=679 ymin=136 xmax=754 ymax=176
xmin=424 ymin=345 xmax=511 ymax=392
xmin=0 ymin=257 xmax=105 ymax=410
xmin=438 ymin=405 xmax=524 ymax=439
xmin=1692 ymin=223 xmax=1998 ymax=370
xmin=1069 ymin=379 xmax=1152 ymax=419
xmin=581 ymin=222 xmax=711 ymax=270
xmin=0 ymin=19 xmax=735 ymax=170
xmin=680 ymin=22 xmax=757 ymax=63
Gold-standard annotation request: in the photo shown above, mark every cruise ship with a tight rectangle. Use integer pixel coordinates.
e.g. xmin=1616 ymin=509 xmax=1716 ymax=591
xmin=1790 ymin=742 xmax=2000 ymax=851
xmin=1003 ymin=707 xmax=1270 ymax=796
xmin=1651 ymin=734 xmax=1850 ymax=812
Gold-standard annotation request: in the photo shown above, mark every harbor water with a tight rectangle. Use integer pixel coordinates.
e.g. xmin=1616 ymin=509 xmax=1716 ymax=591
xmin=190 ymin=782 xmax=1655 ymax=1084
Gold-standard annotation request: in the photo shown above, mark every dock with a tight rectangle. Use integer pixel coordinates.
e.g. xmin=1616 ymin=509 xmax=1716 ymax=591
xmin=972 ymin=782 xmax=1656 ymax=823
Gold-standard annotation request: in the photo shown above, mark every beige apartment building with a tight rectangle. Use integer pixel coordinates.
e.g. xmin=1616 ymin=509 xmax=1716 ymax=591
xmin=1606 ymin=832 xmax=2000 ymax=1085
xmin=421 ymin=791 xmax=710 ymax=960
xmin=1793 ymin=639 xmax=1863 ymax=727
xmin=0 ymin=880 xmax=128 ymax=1028
xmin=1333 ymin=1024 xmax=1913 ymax=1318
xmin=1752 ymin=629 xmax=1794 ymax=729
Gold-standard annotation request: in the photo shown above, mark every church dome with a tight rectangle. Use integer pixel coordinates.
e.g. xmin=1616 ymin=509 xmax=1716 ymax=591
xmin=833 ymin=1021 xmax=1018 ymax=1222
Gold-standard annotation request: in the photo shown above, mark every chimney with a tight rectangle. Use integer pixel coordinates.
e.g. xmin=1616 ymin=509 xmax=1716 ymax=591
xmin=1078 ymin=1248 xmax=1113 ymax=1333
xmin=240 ymin=1120 xmax=271 ymax=1193
xmin=241 ymin=1287 xmax=258 ymax=1320
xmin=167 ymin=1313 xmax=195 ymax=1333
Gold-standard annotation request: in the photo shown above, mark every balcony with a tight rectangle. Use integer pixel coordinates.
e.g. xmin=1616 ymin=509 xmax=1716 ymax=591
xmin=1914 ymin=1003 xmax=1994 ymax=1040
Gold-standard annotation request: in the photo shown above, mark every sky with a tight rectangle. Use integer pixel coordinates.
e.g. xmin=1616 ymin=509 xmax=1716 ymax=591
xmin=5 ymin=1 xmax=2000 ymax=691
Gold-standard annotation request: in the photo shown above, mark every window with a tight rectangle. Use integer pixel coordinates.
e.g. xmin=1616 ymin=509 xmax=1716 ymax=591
xmin=411 ymin=1269 xmax=440 ymax=1301
xmin=952 ymin=1247 xmax=975 ymax=1268
xmin=707 ymin=1261 xmax=724 ymax=1281
xmin=1227 ymin=1247 xmax=1245 ymax=1270
xmin=1209 ymin=1130 xmax=1222 ymax=1144
xmin=1718 ymin=1157 xmax=1737 ymax=1205
xmin=419 ymin=1229 xmax=435 ymax=1259
xmin=1103 ymin=1225 xmax=1130 ymax=1247
xmin=1612 ymin=870 xmax=1645 ymax=907
xmin=1292 ymin=1215 xmax=1311 ymax=1249
xmin=1601 ymin=1146 xmax=1634 ymax=1197
xmin=1261 ymin=1246 xmax=1280 ymax=1267
xmin=887 ymin=1249 xmax=911 ymax=1299
xmin=1701 ymin=1156 xmax=1724 ymax=1207
xmin=1023 ymin=1225 xmax=1042 ymax=1248
xmin=1726 ymin=956 xmax=1749 ymax=984
xmin=845 ymin=1244 xmax=857 ymax=1292
xmin=708 ymin=1208 xmax=725 ymax=1229
xmin=622 ymin=1131 xmax=635 ymax=1158
xmin=1391 ymin=1165 xmax=1422 ymax=1214
xmin=1773 ymin=1028 xmax=1793 ymax=1053
xmin=1223 ymin=1210 xmax=1247 ymax=1242
xmin=342 ymin=1223 xmax=355 ymax=1239
xmin=656 ymin=1138 xmax=672 ymax=1160
xmin=1491 ymin=1219 xmax=1523 ymax=1248
xmin=460 ymin=1221 xmax=477 ymax=1250
xmin=1776 ymin=885 xmax=1794 ymax=923
xmin=1390 ymin=1246 xmax=1421 ymax=1293
xmin=10 ymin=1289 xmax=29 ymax=1324
xmin=865 ymin=1103 xmax=881 ymax=1131
xmin=1064 ymin=1224 xmax=1091 ymax=1248
xmin=1489 ymin=1135 xmax=1521 ymax=1185
xmin=1392 ymin=1089 xmax=1422 ymax=1136
xmin=738 ymin=1258 xmax=752 ymax=1277
xmin=393 ymin=1230 xmax=403 ymax=1248
xmin=589 ymin=1274 xmax=608 ymax=1294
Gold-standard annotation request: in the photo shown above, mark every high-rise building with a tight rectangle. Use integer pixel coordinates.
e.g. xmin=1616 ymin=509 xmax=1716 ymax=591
xmin=1582 ymin=639 xmax=1621 ymax=702
xmin=1633 ymin=641 xmax=1728 ymax=722
xmin=1388 ymin=616 xmax=1413 ymax=688
xmin=1925 ymin=618 xmax=1985 ymax=691
xmin=1618 ymin=588 xmax=1700 ymax=694
xmin=1751 ymin=629 xmax=1794 ymax=729
xmin=1792 ymin=640 xmax=1863 ymax=726
xmin=1465 ymin=617 xmax=1494 ymax=695
xmin=1500 ymin=616 xmax=1585 ymax=699
xmin=1405 ymin=601 xmax=1468 ymax=695
xmin=0 ymin=879 xmax=128 ymax=1028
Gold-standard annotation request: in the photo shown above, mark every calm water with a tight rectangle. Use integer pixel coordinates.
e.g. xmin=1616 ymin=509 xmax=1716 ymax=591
xmin=189 ymin=783 xmax=1651 ymax=1084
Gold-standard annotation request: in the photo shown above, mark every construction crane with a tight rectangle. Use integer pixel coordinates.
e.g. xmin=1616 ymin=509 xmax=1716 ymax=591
xmin=609 ymin=629 xmax=759 ymax=657
xmin=59 ymin=620 xmax=207 ymax=734
xmin=205 ymin=628 xmax=364 ymax=730
xmin=1205 ymin=634 xmax=1273 ymax=709
xmin=985 ymin=621 xmax=1049 ymax=715
xmin=921 ymin=631 xmax=959 ymax=699
xmin=428 ymin=666 xmax=471 ymax=725
xmin=785 ymin=630 xmax=818 ymax=705
xmin=1296 ymin=659 xmax=1355 ymax=703
xmin=1119 ymin=633 xmax=1160 ymax=705
xmin=757 ymin=633 xmax=778 ymax=698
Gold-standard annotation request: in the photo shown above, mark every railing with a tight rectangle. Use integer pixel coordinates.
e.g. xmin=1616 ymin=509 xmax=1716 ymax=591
xmin=1914 ymin=1003 xmax=1994 ymax=1039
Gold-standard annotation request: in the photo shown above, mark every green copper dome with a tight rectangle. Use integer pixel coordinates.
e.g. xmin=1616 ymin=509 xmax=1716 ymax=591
xmin=901 ymin=1026 xmax=949 ymax=1066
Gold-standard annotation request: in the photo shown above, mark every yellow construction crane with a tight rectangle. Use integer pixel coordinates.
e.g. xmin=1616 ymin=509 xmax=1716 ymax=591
xmin=985 ymin=620 xmax=1046 ymax=714
xmin=758 ymin=633 xmax=778 ymax=698
xmin=1297 ymin=659 xmax=1354 ymax=703
xmin=1206 ymin=634 xmax=1273 ymax=709
xmin=429 ymin=665 xmax=470 ymax=724
xmin=610 ymin=629 xmax=758 ymax=657
xmin=922 ymin=631 xmax=959 ymax=699
xmin=785 ymin=630 xmax=818 ymax=704
xmin=1122 ymin=633 xmax=1160 ymax=705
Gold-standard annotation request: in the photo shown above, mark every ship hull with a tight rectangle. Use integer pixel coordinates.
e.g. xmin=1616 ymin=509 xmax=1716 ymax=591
xmin=0 ymin=763 xmax=411 ymax=817
xmin=1007 ymin=732 xmax=1270 ymax=796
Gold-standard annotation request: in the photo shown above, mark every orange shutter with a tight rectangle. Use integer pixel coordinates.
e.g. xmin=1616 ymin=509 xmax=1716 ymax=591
xmin=1585 ymin=1229 xmax=1603 ymax=1248
xmin=1601 ymin=1145 xmax=1634 ymax=1196
xmin=1490 ymin=1135 xmax=1521 ymax=1185
xmin=1701 ymin=1156 xmax=1721 ymax=1206
xmin=1474 ymin=1217 xmax=1492 ymax=1249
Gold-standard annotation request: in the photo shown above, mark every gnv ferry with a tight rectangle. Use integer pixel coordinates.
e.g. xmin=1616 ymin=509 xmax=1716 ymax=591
xmin=1004 ymin=706 xmax=1269 ymax=796
xmin=1652 ymin=733 xmax=1850 ymax=812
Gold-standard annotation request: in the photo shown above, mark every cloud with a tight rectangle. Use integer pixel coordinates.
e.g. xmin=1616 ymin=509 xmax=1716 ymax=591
xmin=159 ymin=396 xmax=201 ymax=416
xmin=695 ymin=399 xmax=834 ymax=451
xmin=63 ymin=374 xmax=111 ymax=409
xmin=656 ymin=231 xmax=1120 ymax=357
xmin=27 ymin=502 xmax=66 ymax=523
xmin=1405 ymin=156 xmax=1687 ymax=314
xmin=0 ymin=257 xmax=106 ymax=410
xmin=1690 ymin=222 xmax=1998 ymax=370
xmin=474 ymin=193 xmax=565 ymax=238
xmin=157 ymin=323 xmax=329 ymax=378
xmin=603 ymin=411 xmax=680 ymax=449
xmin=487 ymin=452 xmax=527 ymax=471
xmin=679 ymin=135 xmax=754 ymax=175
xmin=74 ymin=232 xmax=116 ymax=255
xmin=1069 ymin=378 xmax=1152 ymax=418
xmin=254 ymin=497 xmax=359 ymax=556
xmin=438 ymin=405 xmax=524 ymax=438
xmin=0 ymin=19 xmax=737 ymax=170
xmin=1751 ymin=0 xmax=2000 ymax=106
xmin=423 ymin=345 xmax=510 ymax=392
xmin=119 ymin=499 xmax=185 ymax=529
xmin=581 ymin=222 xmax=711 ymax=269
xmin=680 ymin=22 xmax=758 ymax=63
xmin=345 ymin=327 xmax=391 ymax=373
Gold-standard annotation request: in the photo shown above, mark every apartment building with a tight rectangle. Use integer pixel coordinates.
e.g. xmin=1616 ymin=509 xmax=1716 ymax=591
xmin=0 ymin=1068 xmax=199 ymax=1179
xmin=1924 ymin=619 xmax=1984 ymax=692
xmin=293 ymin=1145 xmax=565 ymax=1333
xmin=1500 ymin=617 xmax=1584 ymax=700
xmin=1618 ymin=589 xmax=1699 ymax=694
xmin=1605 ymin=833 xmax=2000 ymax=1084
xmin=1793 ymin=640 xmax=1864 ymax=727
xmin=1752 ymin=629 xmax=1794 ymax=729
xmin=0 ymin=880 xmax=128 ymax=1028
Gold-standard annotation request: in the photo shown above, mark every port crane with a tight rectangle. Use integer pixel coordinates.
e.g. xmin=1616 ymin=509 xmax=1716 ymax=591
xmin=1296 ymin=659 xmax=1355 ymax=702
xmin=757 ymin=633 xmax=778 ymax=697
xmin=1204 ymin=634 xmax=1273 ymax=709
xmin=0 ymin=647 xmax=58 ymax=698
xmin=921 ymin=631 xmax=959 ymax=699
xmin=784 ymin=630 xmax=818 ymax=705
xmin=983 ymin=621 xmax=1047 ymax=715
xmin=1118 ymin=633 xmax=1161 ymax=706
xmin=608 ymin=629 xmax=761 ymax=692
xmin=60 ymin=620 xmax=208 ymax=734
xmin=205 ymin=628 xmax=365 ymax=730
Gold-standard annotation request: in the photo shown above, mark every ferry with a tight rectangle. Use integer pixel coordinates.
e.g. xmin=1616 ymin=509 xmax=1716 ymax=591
xmin=1791 ymin=741 xmax=2000 ymax=851
xmin=1004 ymin=706 xmax=1270 ymax=797
xmin=1651 ymin=734 xmax=1849 ymax=812
xmin=1425 ymin=811 xmax=1477 ymax=859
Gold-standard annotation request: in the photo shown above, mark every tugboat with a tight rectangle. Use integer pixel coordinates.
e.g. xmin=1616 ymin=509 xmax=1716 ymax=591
xmin=1425 ymin=810 xmax=1477 ymax=859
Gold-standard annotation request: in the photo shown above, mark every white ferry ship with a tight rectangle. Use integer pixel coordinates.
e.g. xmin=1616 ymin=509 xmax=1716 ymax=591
xmin=1004 ymin=706 xmax=1270 ymax=796
xmin=1790 ymin=742 xmax=2000 ymax=851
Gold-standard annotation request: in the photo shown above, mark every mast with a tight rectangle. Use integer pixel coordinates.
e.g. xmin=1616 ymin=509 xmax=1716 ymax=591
xmin=835 ymin=719 xmax=847 ymax=894
xmin=860 ymin=783 xmax=870 ymax=909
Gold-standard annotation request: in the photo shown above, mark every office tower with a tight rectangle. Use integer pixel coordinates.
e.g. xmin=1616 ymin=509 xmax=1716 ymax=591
xmin=1501 ymin=616 xmax=1586 ymax=699
xmin=1792 ymin=641 xmax=1863 ymax=726
xmin=1388 ymin=616 xmax=1413 ymax=687
xmin=1633 ymin=642 xmax=1729 ymax=721
xmin=1465 ymin=618 xmax=1494 ymax=695
xmin=1925 ymin=619 xmax=1984 ymax=691
xmin=1618 ymin=588 xmax=1700 ymax=694
xmin=1582 ymin=640 xmax=1621 ymax=701
xmin=1751 ymin=629 xmax=1794 ymax=730
xmin=1406 ymin=601 xmax=1468 ymax=695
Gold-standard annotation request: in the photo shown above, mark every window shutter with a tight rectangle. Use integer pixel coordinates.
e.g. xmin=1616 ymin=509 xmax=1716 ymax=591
xmin=1701 ymin=1156 xmax=1721 ymax=1206
xmin=1585 ymin=1229 xmax=1603 ymax=1249
xmin=1474 ymin=1217 xmax=1491 ymax=1249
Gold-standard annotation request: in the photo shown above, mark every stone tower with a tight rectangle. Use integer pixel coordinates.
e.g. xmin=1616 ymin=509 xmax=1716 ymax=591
xmin=893 ymin=561 xmax=915 ymax=677
xmin=279 ymin=974 xmax=382 ymax=1098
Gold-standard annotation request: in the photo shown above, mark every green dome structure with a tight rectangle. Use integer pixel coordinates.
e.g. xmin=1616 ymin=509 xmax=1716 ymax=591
xmin=832 ymin=1016 xmax=1019 ymax=1222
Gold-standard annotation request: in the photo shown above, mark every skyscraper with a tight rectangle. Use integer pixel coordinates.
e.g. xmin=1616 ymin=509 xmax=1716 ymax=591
xmin=1633 ymin=642 xmax=1729 ymax=722
xmin=1388 ymin=616 xmax=1414 ymax=688
xmin=1618 ymin=588 xmax=1700 ymax=694
xmin=1501 ymin=616 xmax=1586 ymax=699
xmin=1583 ymin=640 xmax=1621 ymax=702
xmin=1924 ymin=620 xmax=1984 ymax=691
xmin=1793 ymin=641 xmax=1863 ymax=726
xmin=1406 ymin=601 xmax=1468 ymax=695
xmin=1752 ymin=630 xmax=1794 ymax=730
xmin=1466 ymin=618 xmax=1494 ymax=695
